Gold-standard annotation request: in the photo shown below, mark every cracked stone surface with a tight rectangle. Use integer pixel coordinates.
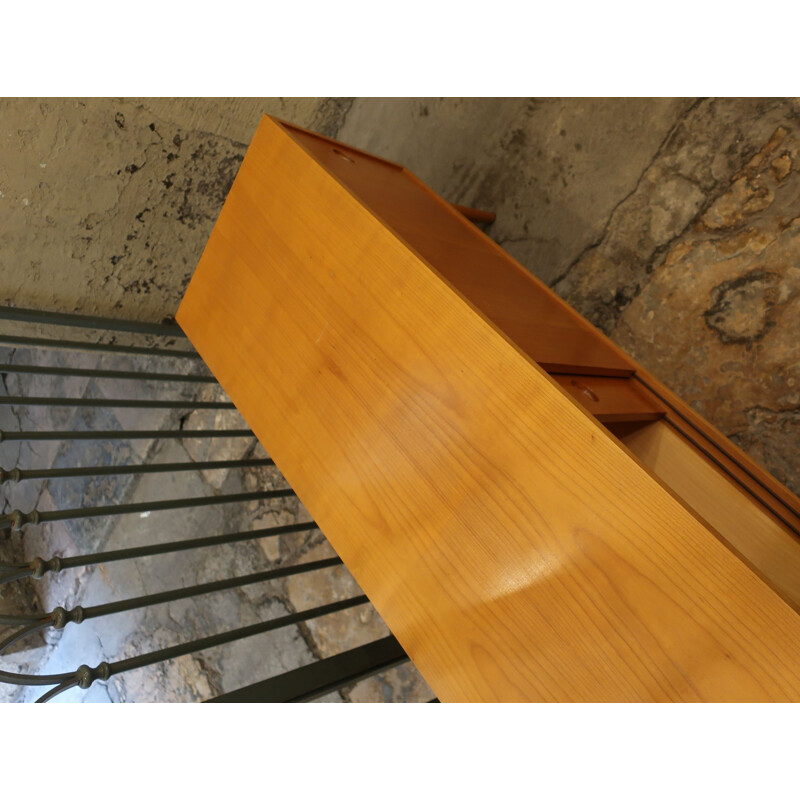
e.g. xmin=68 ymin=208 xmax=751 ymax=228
xmin=1 ymin=97 xmax=799 ymax=700
xmin=339 ymin=98 xmax=690 ymax=286
xmin=554 ymin=98 xmax=800 ymax=495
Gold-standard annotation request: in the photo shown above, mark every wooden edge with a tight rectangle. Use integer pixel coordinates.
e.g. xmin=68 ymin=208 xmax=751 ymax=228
xmin=269 ymin=115 xmax=406 ymax=171
xmin=551 ymin=374 xmax=665 ymax=422
xmin=398 ymin=167 xmax=634 ymax=375
xmin=633 ymin=372 xmax=800 ymax=529
xmin=450 ymin=203 xmax=496 ymax=225
xmin=596 ymin=413 xmax=665 ymax=423
xmin=265 ymin=110 xmax=637 ymax=375
xmin=605 ymin=419 xmax=800 ymax=618
xmin=543 ymin=363 xmax=634 ymax=378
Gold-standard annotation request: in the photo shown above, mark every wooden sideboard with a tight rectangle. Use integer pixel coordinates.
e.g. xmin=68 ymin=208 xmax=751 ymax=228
xmin=176 ymin=115 xmax=800 ymax=701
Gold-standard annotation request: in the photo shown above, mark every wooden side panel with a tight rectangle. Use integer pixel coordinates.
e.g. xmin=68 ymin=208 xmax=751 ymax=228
xmin=279 ymin=121 xmax=632 ymax=377
xmin=276 ymin=120 xmax=800 ymax=529
xmin=615 ymin=420 xmax=800 ymax=611
xmin=177 ymin=115 xmax=800 ymax=701
xmin=551 ymin=375 xmax=665 ymax=423
xmin=648 ymin=382 xmax=800 ymax=530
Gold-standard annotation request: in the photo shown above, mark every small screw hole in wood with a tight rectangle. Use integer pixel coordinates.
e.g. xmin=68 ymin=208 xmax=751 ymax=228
xmin=332 ymin=148 xmax=355 ymax=164
xmin=570 ymin=379 xmax=599 ymax=403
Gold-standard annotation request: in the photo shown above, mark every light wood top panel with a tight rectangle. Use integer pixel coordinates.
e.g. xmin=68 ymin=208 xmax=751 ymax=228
xmin=177 ymin=115 xmax=800 ymax=701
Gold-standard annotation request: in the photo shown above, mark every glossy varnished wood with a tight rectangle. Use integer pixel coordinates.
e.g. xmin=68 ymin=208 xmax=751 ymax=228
xmin=178 ymin=116 xmax=800 ymax=701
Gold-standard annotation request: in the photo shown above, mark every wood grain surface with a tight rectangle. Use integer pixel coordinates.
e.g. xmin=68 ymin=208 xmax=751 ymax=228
xmin=177 ymin=115 xmax=800 ymax=701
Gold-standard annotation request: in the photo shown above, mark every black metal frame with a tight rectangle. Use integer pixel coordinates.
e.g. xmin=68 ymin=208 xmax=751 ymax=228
xmin=207 ymin=636 xmax=410 ymax=702
xmin=0 ymin=305 xmax=419 ymax=703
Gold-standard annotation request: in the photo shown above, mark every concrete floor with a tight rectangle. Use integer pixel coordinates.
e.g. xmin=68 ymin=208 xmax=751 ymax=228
xmin=1 ymin=98 xmax=799 ymax=700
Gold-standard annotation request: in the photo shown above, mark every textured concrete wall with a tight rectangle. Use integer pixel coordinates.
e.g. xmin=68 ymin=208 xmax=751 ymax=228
xmin=0 ymin=97 xmax=683 ymax=319
xmin=1 ymin=99 xmax=319 ymax=321
xmin=0 ymin=96 xmax=797 ymax=494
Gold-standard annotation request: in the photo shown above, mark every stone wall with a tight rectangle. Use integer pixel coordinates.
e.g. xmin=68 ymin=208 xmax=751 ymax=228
xmin=553 ymin=99 xmax=800 ymax=495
